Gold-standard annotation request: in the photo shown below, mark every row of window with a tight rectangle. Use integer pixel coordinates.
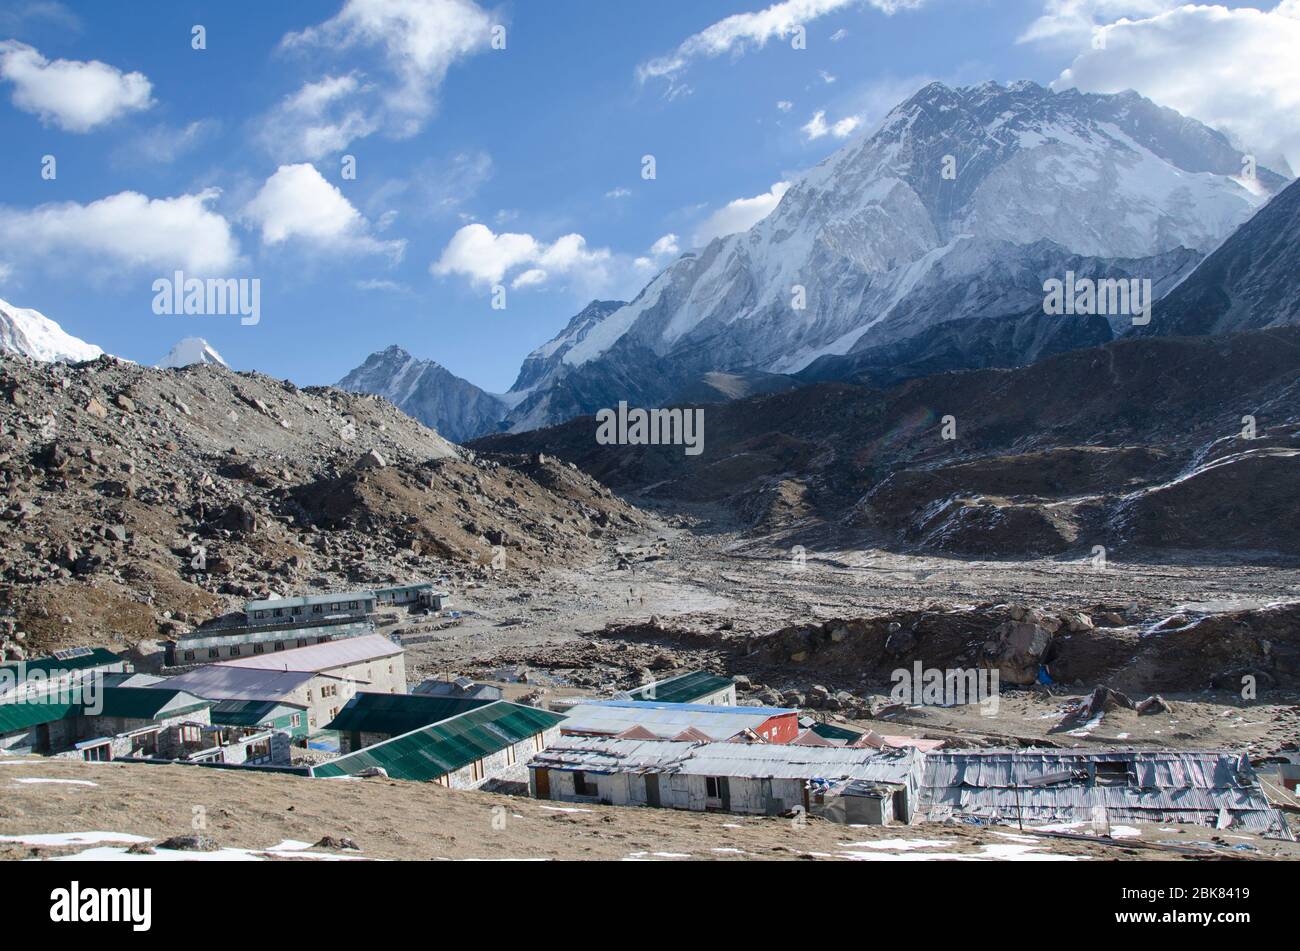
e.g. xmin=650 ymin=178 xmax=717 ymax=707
xmin=251 ymin=600 xmax=366 ymax=621
xmin=182 ymin=635 xmax=333 ymax=662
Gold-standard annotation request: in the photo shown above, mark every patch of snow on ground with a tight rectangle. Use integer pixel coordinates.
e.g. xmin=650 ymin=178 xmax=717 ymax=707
xmin=10 ymin=777 xmax=98 ymax=787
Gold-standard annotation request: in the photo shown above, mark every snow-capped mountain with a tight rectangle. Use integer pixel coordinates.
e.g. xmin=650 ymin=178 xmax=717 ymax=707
xmin=500 ymin=81 xmax=1286 ymax=431
xmin=1139 ymin=176 xmax=1300 ymax=337
xmin=156 ymin=337 xmax=226 ymax=369
xmin=0 ymin=297 xmax=103 ymax=363
xmin=338 ymin=345 xmax=507 ymax=444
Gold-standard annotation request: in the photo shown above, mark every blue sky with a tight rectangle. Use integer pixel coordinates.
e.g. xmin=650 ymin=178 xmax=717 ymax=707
xmin=0 ymin=0 xmax=1294 ymax=391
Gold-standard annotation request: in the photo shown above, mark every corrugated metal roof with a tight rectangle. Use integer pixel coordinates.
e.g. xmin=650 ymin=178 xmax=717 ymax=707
xmin=90 ymin=687 xmax=211 ymax=720
xmin=628 ymin=671 xmax=734 ymax=704
xmin=163 ymin=666 xmax=317 ymax=702
xmin=1 ymin=686 xmax=211 ymax=733
xmin=324 ymin=692 xmax=494 ymax=735
xmin=810 ymin=722 xmax=864 ymax=743
xmin=218 ymin=634 xmax=401 ymax=673
xmin=176 ymin=619 xmax=374 ymax=650
xmin=208 ymin=699 xmax=305 ymax=726
xmin=0 ymin=698 xmax=79 ymax=733
xmin=530 ymin=735 xmax=924 ymax=784
xmin=313 ymin=701 xmax=564 ymax=781
xmin=0 ymin=647 xmax=122 ymax=679
xmin=562 ymin=700 xmax=792 ymax=742
xmin=919 ymin=750 xmax=1292 ymax=839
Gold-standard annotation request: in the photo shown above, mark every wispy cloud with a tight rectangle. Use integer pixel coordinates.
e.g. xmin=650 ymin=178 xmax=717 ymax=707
xmin=801 ymin=109 xmax=861 ymax=140
xmin=636 ymin=0 xmax=925 ymax=88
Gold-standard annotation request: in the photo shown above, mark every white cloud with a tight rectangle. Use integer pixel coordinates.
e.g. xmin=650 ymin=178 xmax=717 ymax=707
xmin=281 ymin=0 xmax=493 ymax=140
xmin=801 ymin=109 xmax=861 ymax=140
xmin=649 ymin=233 xmax=680 ymax=257
xmin=776 ymin=99 xmax=794 ymax=111
xmin=1018 ymin=0 xmax=1180 ymax=48
xmin=511 ymin=268 xmax=548 ymax=289
xmin=830 ymin=27 xmax=849 ymax=40
xmin=693 ymin=182 xmax=791 ymax=245
xmin=637 ymin=0 xmax=926 ymax=85
xmin=428 ymin=223 xmax=650 ymax=297
xmin=356 ymin=278 xmax=408 ymax=292
xmin=0 ymin=40 xmax=152 ymax=132
xmin=256 ymin=73 xmax=380 ymax=161
xmin=818 ymin=69 xmax=837 ymax=84
xmin=1047 ymin=1 xmax=1300 ymax=174
xmin=0 ymin=189 xmax=237 ymax=274
xmin=432 ymin=223 xmax=614 ymax=291
xmin=605 ymin=187 xmax=632 ymax=199
xmin=243 ymin=163 xmax=404 ymax=259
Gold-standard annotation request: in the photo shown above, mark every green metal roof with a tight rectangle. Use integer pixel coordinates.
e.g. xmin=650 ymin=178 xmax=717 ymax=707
xmin=209 ymin=699 xmax=303 ymax=726
xmin=324 ymin=692 xmax=494 ymax=736
xmin=628 ymin=670 xmax=734 ymax=705
xmin=0 ymin=647 xmax=122 ymax=680
xmin=313 ymin=701 xmax=564 ymax=781
xmin=0 ymin=699 xmax=79 ymax=733
xmin=810 ymin=721 xmax=864 ymax=743
xmin=90 ymin=687 xmax=211 ymax=720
xmin=0 ymin=687 xmax=210 ymax=736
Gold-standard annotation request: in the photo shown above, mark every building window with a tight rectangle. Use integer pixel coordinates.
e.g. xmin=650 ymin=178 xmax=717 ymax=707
xmin=312 ymin=605 xmax=322 ymax=614
xmin=297 ymin=638 xmax=307 ymax=648
xmin=255 ymin=611 xmax=266 ymax=619
xmin=534 ymin=733 xmax=545 ymax=752
xmin=573 ymin=771 xmax=596 ymax=797
xmin=348 ymin=601 xmax=358 ymax=610
xmin=471 ymin=759 xmax=485 ymax=782
xmin=706 ymin=776 xmax=725 ymax=799
xmin=274 ymin=609 xmax=284 ymax=617
xmin=505 ymin=744 xmax=516 ymax=766
xmin=292 ymin=607 xmax=302 ymax=615
xmin=1095 ymin=762 xmax=1133 ymax=787
xmin=274 ymin=642 xmax=284 ymax=651
xmin=306 ymin=689 xmax=313 ymax=702
xmin=184 ymin=650 xmax=195 ymax=662
xmin=291 ymin=714 xmax=302 ymax=728
xmin=253 ymin=643 xmax=264 ymax=654
xmin=208 ymin=648 xmax=219 ymax=659
xmin=83 ymin=743 xmax=112 ymax=762
xmin=330 ymin=603 xmax=340 ymax=612
xmin=229 ymin=645 xmax=241 ymax=656
xmin=245 ymin=738 xmax=272 ymax=763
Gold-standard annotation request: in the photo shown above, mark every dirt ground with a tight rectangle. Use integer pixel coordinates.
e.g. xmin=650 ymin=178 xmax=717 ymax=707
xmin=1 ymin=757 xmax=1295 ymax=862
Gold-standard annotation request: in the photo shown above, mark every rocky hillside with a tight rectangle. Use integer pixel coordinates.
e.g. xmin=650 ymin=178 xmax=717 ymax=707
xmin=474 ymin=327 xmax=1300 ymax=559
xmin=0 ymin=355 xmax=646 ymax=659
xmin=1136 ymin=176 xmax=1300 ymax=337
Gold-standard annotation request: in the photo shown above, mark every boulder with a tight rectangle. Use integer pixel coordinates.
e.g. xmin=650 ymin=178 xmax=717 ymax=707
xmin=988 ymin=618 xmax=1055 ymax=685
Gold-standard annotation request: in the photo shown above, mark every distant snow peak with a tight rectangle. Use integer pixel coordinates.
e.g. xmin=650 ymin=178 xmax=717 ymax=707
xmin=156 ymin=336 xmax=226 ymax=369
xmin=0 ymin=296 xmax=104 ymax=363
